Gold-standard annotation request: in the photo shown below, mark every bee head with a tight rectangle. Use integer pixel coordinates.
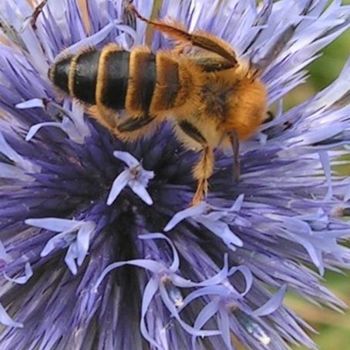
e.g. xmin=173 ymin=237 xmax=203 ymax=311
xmin=226 ymin=77 xmax=268 ymax=140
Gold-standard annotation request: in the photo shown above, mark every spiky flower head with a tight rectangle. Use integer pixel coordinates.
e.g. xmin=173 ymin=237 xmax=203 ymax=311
xmin=1 ymin=0 xmax=350 ymax=349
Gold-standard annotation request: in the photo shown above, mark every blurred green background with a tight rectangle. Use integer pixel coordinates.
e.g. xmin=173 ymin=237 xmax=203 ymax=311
xmin=286 ymin=1 xmax=350 ymax=349
xmin=287 ymin=0 xmax=350 ymax=107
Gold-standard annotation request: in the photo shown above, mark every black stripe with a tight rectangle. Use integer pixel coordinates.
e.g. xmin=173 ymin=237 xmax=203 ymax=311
xmin=73 ymin=50 xmax=101 ymax=104
xmin=52 ymin=56 xmax=72 ymax=94
xmin=139 ymin=53 xmax=156 ymax=110
xmin=178 ymin=120 xmax=207 ymax=145
xmin=101 ymin=51 xmax=130 ymax=110
xmin=161 ymin=59 xmax=179 ymax=108
xmin=126 ymin=52 xmax=156 ymax=112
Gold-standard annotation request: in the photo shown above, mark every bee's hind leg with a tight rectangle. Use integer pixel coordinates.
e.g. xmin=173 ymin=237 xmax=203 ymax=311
xmin=114 ymin=113 xmax=157 ymax=142
xmin=192 ymin=145 xmax=214 ymax=206
xmin=92 ymin=103 xmax=156 ymax=141
xmin=177 ymin=120 xmax=214 ymax=206
xmin=116 ymin=114 xmax=156 ymax=132
xmin=127 ymin=3 xmax=237 ymax=67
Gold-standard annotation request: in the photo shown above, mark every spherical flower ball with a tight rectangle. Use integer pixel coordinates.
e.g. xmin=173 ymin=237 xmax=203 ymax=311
xmin=0 ymin=1 xmax=350 ymax=349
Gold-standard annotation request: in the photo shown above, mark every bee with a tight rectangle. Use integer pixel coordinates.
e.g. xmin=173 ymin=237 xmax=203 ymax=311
xmin=48 ymin=5 xmax=267 ymax=205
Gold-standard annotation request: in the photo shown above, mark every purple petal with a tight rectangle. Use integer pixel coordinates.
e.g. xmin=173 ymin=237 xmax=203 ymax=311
xmin=63 ymin=221 xmax=95 ymax=274
xmin=4 ymin=262 xmax=33 ymax=285
xmin=94 ymin=259 xmax=164 ymax=292
xmin=108 ymin=152 xmax=154 ymax=205
xmin=129 ymin=180 xmax=153 ymax=205
xmin=76 ymin=221 xmax=95 ymax=265
xmin=0 ymin=132 xmax=36 ymax=172
xmin=164 ymin=202 xmax=208 ymax=231
xmin=252 ymin=285 xmax=288 ymax=317
xmin=15 ymin=98 xmax=45 ymax=109
xmin=40 ymin=231 xmax=74 ymax=257
xmin=217 ymin=309 xmax=232 ymax=349
xmin=182 ymin=286 xmax=230 ymax=309
xmin=0 ymin=303 xmax=23 ymax=328
xmin=159 ymin=284 xmax=220 ymax=338
xmin=200 ymin=219 xmax=243 ymax=249
xmin=192 ymin=300 xmax=220 ymax=348
xmin=25 ymin=218 xmax=82 ymax=233
xmin=319 ymin=151 xmax=332 ymax=200
xmin=230 ymin=194 xmax=245 ymax=211
xmin=140 ymin=277 xmax=160 ymax=348
xmin=113 ymin=150 xmax=140 ymax=168
xmin=64 ymin=243 xmax=79 ymax=275
xmin=26 ymin=218 xmax=95 ymax=274
xmin=0 ymin=163 xmax=32 ymax=181
xmin=26 ymin=122 xmax=64 ymax=141
xmin=228 ymin=266 xmax=253 ymax=297
xmin=198 ymin=254 xmax=229 ymax=287
xmin=107 ymin=170 xmax=130 ymax=205
xmin=0 ymin=241 xmax=10 ymax=264
xmin=139 ymin=233 xmax=179 ymax=272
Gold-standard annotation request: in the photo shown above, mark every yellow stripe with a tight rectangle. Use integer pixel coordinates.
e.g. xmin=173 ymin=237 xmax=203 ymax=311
xmin=68 ymin=53 xmax=80 ymax=97
xmin=95 ymin=43 xmax=120 ymax=108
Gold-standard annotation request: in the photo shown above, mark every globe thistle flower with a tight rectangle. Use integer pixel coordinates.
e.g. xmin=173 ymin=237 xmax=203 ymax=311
xmin=1 ymin=0 xmax=350 ymax=349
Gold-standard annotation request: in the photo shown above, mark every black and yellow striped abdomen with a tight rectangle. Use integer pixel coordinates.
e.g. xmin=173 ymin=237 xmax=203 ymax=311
xmin=49 ymin=45 xmax=182 ymax=115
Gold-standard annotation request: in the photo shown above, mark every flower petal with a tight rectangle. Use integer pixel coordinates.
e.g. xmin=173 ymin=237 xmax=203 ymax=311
xmin=164 ymin=202 xmax=208 ymax=231
xmin=113 ymin=150 xmax=140 ymax=168
xmin=0 ymin=303 xmax=23 ymax=328
xmin=25 ymin=218 xmax=82 ymax=233
xmin=129 ymin=180 xmax=153 ymax=205
xmin=4 ymin=262 xmax=33 ymax=285
xmin=252 ymin=285 xmax=288 ymax=317
xmin=106 ymin=170 xmax=130 ymax=205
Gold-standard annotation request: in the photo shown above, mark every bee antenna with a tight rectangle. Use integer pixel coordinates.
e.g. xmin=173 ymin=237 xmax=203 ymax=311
xmin=126 ymin=3 xmax=149 ymax=23
xmin=247 ymin=60 xmax=261 ymax=80
xmin=30 ymin=0 xmax=47 ymax=30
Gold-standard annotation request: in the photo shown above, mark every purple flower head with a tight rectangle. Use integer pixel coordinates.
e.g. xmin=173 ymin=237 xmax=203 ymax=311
xmin=0 ymin=0 xmax=350 ymax=349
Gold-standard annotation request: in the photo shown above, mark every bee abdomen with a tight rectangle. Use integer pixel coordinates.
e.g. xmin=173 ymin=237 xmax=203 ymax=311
xmin=49 ymin=47 xmax=131 ymax=109
xmin=49 ymin=47 xmax=181 ymax=113
xmin=49 ymin=49 xmax=102 ymax=105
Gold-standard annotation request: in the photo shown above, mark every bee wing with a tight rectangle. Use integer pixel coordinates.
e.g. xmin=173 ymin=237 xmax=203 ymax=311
xmin=191 ymin=55 xmax=236 ymax=72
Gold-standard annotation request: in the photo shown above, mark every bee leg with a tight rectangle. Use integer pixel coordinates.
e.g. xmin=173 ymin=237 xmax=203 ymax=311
xmin=92 ymin=104 xmax=156 ymax=139
xmin=127 ymin=4 xmax=237 ymax=67
xmin=192 ymin=145 xmax=214 ymax=206
xmin=116 ymin=114 xmax=155 ymax=132
xmin=94 ymin=104 xmax=118 ymax=131
xmin=263 ymin=110 xmax=274 ymax=124
xmin=30 ymin=0 xmax=47 ymax=30
xmin=177 ymin=120 xmax=214 ymax=206
xmin=229 ymin=131 xmax=240 ymax=182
